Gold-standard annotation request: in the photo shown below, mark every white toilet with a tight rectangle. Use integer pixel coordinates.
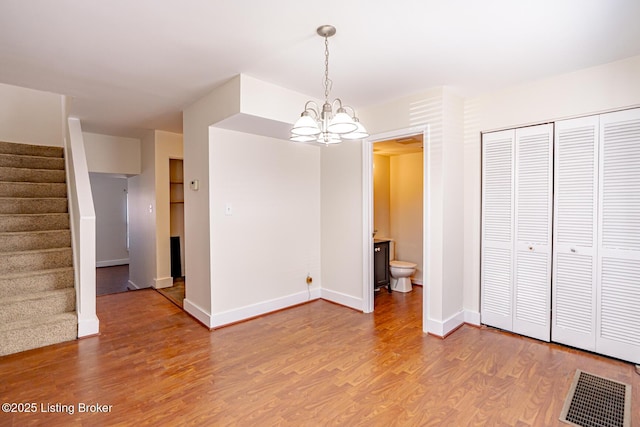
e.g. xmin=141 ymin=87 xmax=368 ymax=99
xmin=387 ymin=240 xmax=417 ymax=293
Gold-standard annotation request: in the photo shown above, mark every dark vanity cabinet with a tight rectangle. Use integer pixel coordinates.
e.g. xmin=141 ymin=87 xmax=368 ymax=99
xmin=374 ymin=240 xmax=391 ymax=293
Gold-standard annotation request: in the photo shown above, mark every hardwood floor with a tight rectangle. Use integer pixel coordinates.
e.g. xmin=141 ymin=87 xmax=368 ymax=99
xmin=96 ymin=265 xmax=130 ymax=296
xmin=0 ymin=287 xmax=638 ymax=426
xmin=157 ymin=277 xmax=185 ymax=308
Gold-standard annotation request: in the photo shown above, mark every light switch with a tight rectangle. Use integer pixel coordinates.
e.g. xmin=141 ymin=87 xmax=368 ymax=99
xmin=190 ymin=179 xmax=199 ymax=191
xmin=225 ymin=203 xmax=233 ymax=216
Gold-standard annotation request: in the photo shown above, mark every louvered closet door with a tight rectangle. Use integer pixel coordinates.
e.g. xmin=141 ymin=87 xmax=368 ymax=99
xmin=552 ymin=116 xmax=599 ymax=350
xmin=596 ymin=108 xmax=640 ymax=364
xmin=481 ymin=130 xmax=515 ymax=331
xmin=513 ymin=124 xmax=553 ymax=341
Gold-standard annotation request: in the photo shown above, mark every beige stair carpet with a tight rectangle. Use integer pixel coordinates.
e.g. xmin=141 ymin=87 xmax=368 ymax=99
xmin=0 ymin=140 xmax=77 ymax=357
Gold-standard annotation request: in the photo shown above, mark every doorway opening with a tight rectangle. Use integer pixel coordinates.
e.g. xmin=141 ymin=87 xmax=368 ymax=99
xmin=363 ymin=126 xmax=430 ymax=332
xmin=158 ymin=158 xmax=186 ymax=307
xmin=90 ymin=173 xmax=131 ymax=296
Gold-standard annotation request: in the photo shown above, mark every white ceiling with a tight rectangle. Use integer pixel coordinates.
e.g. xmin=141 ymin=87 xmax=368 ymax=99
xmin=1 ymin=0 xmax=639 ymax=138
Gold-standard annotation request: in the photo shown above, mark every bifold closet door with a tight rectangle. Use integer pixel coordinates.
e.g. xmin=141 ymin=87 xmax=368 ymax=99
xmin=512 ymin=124 xmax=553 ymax=341
xmin=552 ymin=116 xmax=599 ymax=350
xmin=481 ymin=130 xmax=515 ymax=332
xmin=596 ymin=108 xmax=640 ymax=364
xmin=481 ymin=124 xmax=552 ymax=341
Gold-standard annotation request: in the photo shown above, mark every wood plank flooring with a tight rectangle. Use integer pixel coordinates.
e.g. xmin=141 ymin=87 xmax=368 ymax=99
xmin=96 ymin=265 xmax=130 ymax=296
xmin=0 ymin=287 xmax=638 ymax=426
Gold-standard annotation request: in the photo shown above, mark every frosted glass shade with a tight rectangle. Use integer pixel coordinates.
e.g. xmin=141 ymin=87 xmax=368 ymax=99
xmin=327 ymin=112 xmax=357 ymax=134
xmin=341 ymin=121 xmax=369 ymax=140
xmin=291 ymin=114 xmax=321 ymax=136
xmin=290 ymin=134 xmax=316 ymax=142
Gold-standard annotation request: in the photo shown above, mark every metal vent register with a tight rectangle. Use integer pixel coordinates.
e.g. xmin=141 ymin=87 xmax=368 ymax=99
xmin=559 ymin=370 xmax=631 ymax=427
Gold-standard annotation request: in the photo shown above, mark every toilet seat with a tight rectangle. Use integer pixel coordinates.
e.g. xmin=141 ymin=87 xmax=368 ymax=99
xmin=390 ymin=260 xmax=416 ymax=269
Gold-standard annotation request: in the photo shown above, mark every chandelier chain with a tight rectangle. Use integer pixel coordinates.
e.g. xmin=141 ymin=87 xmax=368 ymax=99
xmin=323 ymin=36 xmax=331 ymax=102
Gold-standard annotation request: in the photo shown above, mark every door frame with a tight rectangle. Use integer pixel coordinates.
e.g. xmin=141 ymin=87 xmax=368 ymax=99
xmin=361 ymin=125 xmax=430 ymax=333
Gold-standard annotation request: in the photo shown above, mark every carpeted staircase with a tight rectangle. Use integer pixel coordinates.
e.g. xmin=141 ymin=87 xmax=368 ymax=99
xmin=0 ymin=141 xmax=77 ymax=357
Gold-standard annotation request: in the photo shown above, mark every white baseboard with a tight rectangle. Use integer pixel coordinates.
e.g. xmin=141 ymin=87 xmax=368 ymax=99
xmin=427 ymin=310 xmax=465 ymax=338
xmin=127 ymin=280 xmax=151 ymax=290
xmin=78 ymin=316 xmax=100 ymax=337
xmin=209 ymin=288 xmax=321 ymax=329
xmin=184 ymin=298 xmax=213 ymax=328
xmin=464 ymin=310 xmax=481 ymax=326
xmin=96 ymin=259 xmax=129 ymax=268
xmin=154 ymin=276 xmax=173 ymax=289
xmin=320 ymin=288 xmax=363 ymax=311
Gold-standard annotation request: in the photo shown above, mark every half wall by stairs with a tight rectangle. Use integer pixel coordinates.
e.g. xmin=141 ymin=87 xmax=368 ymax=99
xmin=0 ymin=141 xmax=77 ymax=357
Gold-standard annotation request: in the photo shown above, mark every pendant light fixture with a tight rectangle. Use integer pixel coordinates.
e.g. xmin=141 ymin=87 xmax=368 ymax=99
xmin=290 ymin=25 xmax=368 ymax=144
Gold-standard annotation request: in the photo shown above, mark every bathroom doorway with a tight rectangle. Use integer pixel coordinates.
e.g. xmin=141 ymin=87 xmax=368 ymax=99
xmin=363 ymin=126 xmax=429 ymax=323
xmin=372 ymin=135 xmax=424 ymax=299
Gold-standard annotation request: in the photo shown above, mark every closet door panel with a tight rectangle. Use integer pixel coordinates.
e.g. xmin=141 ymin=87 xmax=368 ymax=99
xmin=481 ymin=130 xmax=514 ymax=331
xmin=552 ymin=116 xmax=598 ymax=350
xmin=513 ymin=124 xmax=553 ymax=341
xmin=597 ymin=108 xmax=640 ymax=364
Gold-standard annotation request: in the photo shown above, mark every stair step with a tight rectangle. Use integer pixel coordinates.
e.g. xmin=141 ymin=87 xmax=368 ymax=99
xmin=0 ymin=181 xmax=67 ymax=198
xmin=0 ymin=267 xmax=74 ymax=299
xmin=0 ymin=141 xmax=63 ymax=158
xmin=0 ymin=166 xmax=66 ymax=183
xmin=0 ymin=229 xmax=71 ymax=252
xmin=0 ymin=213 xmax=70 ymax=232
xmin=0 ymin=312 xmax=77 ymax=356
xmin=0 ymin=288 xmax=75 ymax=323
xmin=0 ymin=247 xmax=73 ymax=274
xmin=0 ymin=197 xmax=67 ymax=214
xmin=0 ymin=153 xmax=65 ymax=170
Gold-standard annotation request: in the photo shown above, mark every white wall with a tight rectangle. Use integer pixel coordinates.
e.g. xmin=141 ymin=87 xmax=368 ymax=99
xmin=127 ymin=131 xmax=156 ymax=289
xmin=83 ymin=132 xmax=141 ymax=175
xmin=358 ymin=87 xmax=467 ymax=335
xmin=183 ymin=76 xmax=241 ymax=323
xmin=183 ymin=74 xmax=319 ymax=327
xmin=89 ymin=173 xmax=129 ymax=267
xmin=320 ymin=142 xmax=364 ymax=309
xmin=209 ymin=128 xmax=320 ymax=321
xmin=390 ymin=152 xmax=424 ymax=283
xmin=126 ymin=130 xmax=183 ymax=290
xmin=463 ymin=54 xmax=640 ymax=319
xmin=0 ymin=82 xmax=63 ymax=146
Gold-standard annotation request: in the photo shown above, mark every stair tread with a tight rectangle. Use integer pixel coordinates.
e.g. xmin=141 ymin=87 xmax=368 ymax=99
xmin=0 ymin=229 xmax=70 ymax=236
xmin=0 ymin=165 xmax=65 ymax=174
xmin=0 ymin=141 xmax=63 ymax=157
xmin=0 ymin=312 xmax=77 ymax=333
xmin=0 ymin=153 xmax=65 ymax=168
xmin=0 ymin=212 xmax=69 ymax=217
xmin=0 ymin=287 xmax=75 ymax=305
xmin=0 ymin=196 xmax=67 ymax=200
xmin=0 ymin=247 xmax=72 ymax=256
xmin=1 ymin=266 xmax=74 ymax=280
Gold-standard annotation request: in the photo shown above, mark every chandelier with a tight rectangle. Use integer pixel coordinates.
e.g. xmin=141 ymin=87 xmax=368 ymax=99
xmin=290 ymin=25 xmax=368 ymax=145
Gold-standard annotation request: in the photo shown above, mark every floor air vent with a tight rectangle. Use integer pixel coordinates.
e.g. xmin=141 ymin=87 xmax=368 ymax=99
xmin=559 ymin=370 xmax=631 ymax=427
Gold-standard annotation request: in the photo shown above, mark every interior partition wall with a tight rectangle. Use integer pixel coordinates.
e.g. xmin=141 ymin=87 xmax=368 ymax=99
xmin=481 ymin=107 xmax=640 ymax=365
